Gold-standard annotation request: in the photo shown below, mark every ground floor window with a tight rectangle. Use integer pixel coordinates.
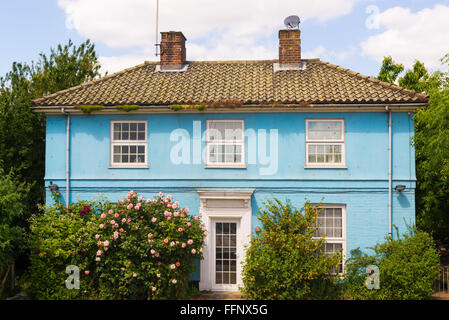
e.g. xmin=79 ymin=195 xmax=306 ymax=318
xmin=312 ymin=206 xmax=346 ymax=273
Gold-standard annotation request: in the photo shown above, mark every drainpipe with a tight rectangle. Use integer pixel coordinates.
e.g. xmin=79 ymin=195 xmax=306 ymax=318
xmin=61 ymin=108 xmax=70 ymax=207
xmin=386 ymin=106 xmax=392 ymax=238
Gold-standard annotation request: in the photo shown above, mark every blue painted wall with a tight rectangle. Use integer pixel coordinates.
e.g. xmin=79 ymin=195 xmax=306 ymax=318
xmin=45 ymin=112 xmax=416 ymax=279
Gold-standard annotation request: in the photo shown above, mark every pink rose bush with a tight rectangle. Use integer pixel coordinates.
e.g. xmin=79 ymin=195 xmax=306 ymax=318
xmin=91 ymin=191 xmax=206 ymax=299
xmin=28 ymin=190 xmax=205 ymax=300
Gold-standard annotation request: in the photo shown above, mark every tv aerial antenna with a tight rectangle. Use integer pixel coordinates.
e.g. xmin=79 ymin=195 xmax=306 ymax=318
xmin=284 ymin=15 xmax=301 ymax=29
xmin=155 ymin=0 xmax=160 ymax=56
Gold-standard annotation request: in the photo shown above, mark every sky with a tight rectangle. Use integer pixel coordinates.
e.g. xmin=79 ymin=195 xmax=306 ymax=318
xmin=1 ymin=0 xmax=449 ymax=78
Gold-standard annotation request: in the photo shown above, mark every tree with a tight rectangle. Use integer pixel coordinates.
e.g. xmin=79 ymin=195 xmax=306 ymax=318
xmin=376 ymin=56 xmax=404 ymax=84
xmin=376 ymin=55 xmax=449 ymax=244
xmin=0 ymin=39 xmax=101 ymax=278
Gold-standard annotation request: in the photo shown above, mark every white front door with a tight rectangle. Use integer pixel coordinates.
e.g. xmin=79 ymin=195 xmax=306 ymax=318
xmin=197 ymin=190 xmax=253 ymax=292
xmin=212 ymin=220 xmax=239 ymax=291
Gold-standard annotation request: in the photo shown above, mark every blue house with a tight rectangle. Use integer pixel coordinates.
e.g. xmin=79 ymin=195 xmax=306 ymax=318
xmin=33 ymin=28 xmax=428 ymax=291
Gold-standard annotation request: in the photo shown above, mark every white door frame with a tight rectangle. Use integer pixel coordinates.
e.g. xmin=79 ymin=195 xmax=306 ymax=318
xmin=197 ymin=190 xmax=254 ymax=291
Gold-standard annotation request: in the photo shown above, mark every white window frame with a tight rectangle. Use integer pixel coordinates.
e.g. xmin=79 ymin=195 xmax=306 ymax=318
xmin=305 ymin=119 xmax=346 ymax=168
xmin=312 ymin=204 xmax=347 ymax=274
xmin=109 ymin=120 xmax=148 ymax=168
xmin=205 ymin=119 xmax=246 ymax=168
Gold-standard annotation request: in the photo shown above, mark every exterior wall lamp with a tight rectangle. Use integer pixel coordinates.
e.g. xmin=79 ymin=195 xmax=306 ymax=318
xmin=49 ymin=181 xmax=59 ymax=192
xmin=394 ymin=185 xmax=406 ymax=192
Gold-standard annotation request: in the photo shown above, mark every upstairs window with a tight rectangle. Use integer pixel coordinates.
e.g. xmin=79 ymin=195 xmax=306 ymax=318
xmin=206 ymin=120 xmax=245 ymax=168
xmin=110 ymin=120 xmax=148 ymax=168
xmin=306 ymin=119 xmax=345 ymax=167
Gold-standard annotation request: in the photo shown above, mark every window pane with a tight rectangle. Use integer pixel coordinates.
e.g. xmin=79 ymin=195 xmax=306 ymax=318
xmin=122 ymin=155 xmax=128 ymax=163
xmin=138 ymin=132 xmax=145 ymax=140
xmin=122 ymin=123 xmax=129 ymax=131
xmin=138 ymin=123 xmax=145 ymax=131
xmin=113 ymin=146 xmax=120 ymax=154
xmin=122 ymin=132 xmax=129 ymax=140
xmin=208 ymin=121 xmax=243 ymax=141
xmin=122 ymin=146 xmax=129 ymax=153
xmin=130 ymin=132 xmax=137 ymax=140
xmin=113 ymin=155 xmax=121 ymax=163
xmin=114 ymin=123 xmax=121 ymax=131
xmin=308 ymin=121 xmax=342 ymax=141
xmin=130 ymin=123 xmax=137 ymax=131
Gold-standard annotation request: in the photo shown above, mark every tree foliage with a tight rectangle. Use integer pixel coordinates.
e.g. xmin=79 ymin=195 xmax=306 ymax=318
xmin=241 ymin=198 xmax=342 ymax=300
xmin=376 ymin=56 xmax=404 ymax=84
xmin=0 ymin=40 xmax=101 ymax=268
xmin=376 ymin=55 xmax=449 ymax=244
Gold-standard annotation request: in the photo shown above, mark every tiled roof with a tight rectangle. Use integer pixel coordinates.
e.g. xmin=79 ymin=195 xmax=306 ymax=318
xmin=31 ymin=59 xmax=428 ymax=107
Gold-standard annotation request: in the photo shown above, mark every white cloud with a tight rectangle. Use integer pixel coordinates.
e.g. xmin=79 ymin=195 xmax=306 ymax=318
xmin=99 ymin=54 xmax=149 ymax=74
xmin=361 ymin=4 xmax=449 ymax=70
xmin=58 ymin=0 xmax=362 ymax=67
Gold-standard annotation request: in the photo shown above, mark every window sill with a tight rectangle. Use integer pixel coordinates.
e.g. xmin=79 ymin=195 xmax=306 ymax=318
xmin=204 ymin=164 xmax=247 ymax=169
xmin=304 ymin=165 xmax=347 ymax=169
xmin=108 ymin=165 xmax=149 ymax=169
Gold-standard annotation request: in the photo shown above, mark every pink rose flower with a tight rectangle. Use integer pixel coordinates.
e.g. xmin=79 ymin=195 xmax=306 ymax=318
xmin=172 ymin=279 xmax=177 ymax=284
xmin=120 ymin=199 xmax=125 ymax=204
xmin=163 ymin=239 xmax=169 ymax=244
xmin=152 ymin=287 xmax=157 ymax=292
xmin=187 ymin=239 xmax=193 ymax=245
xmin=100 ymin=213 xmax=106 ymax=219
xmin=95 ymin=234 xmax=100 ymax=239
xmin=119 ymin=228 xmax=124 ymax=232
xmin=176 ymin=262 xmax=180 ymax=267
xmin=85 ymin=270 xmax=90 ymax=275
xmin=156 ymin=274 xmax=161 ymax=278
xmin=110 ymin=220 xmax=115 ymax=225
xmin=182 ymin=243 xmax=186 ymax=248
xmin=97 ymin=241 xmax=102 ymax=246
xmin=133 ymin=273 xmax=137 ymax=277
xmin=108 ymin=210 xmax=113 ymax=215
xmin=152 ymin=217 xmax=157 ymax=223
xmin=99 ymin=224 xmax=104 ymax=229
xmin=170 ymin=241 xmax=175 ymax=247
xmin=113 ymin=231 xmax=119 ymax=240
xmin=96 ymin=250 xmax=102 ymax=256
xmin=167 ymin=204 xmax=172 ymax=208
xmin=191 ymin=249 xmax=197 ymax=254
xmin=178 ymin=228 xmax=183 ymax=232
xmin=174 ymin=212 xmax=179 ymax=217
xmin=158 ymin=261 xmax=162 ymax=266
xmin=151 ymin=249 xmax=156 ymax=254
xmin=194 ymin=216 xmax=199 ymax=221
xmin=204 ymin=231 xmax=208 ymax=236
xmin=114 ymin=213 xmax=119 ymax=218
xmin=128 ymin=218 xmax=131 ymax=223
xmin=96 ymin=257 xmax=101 ymax=262
xmin=127 ymin=203 xmax=133 ymax=210
xmin=187 ymin=222 xmax=191 ymax=227
xmin=103 ymin=240 xmax=109 ymax=247
xmin=138 ymin=197 xmax=143 ymax=201
xmin=122 ymin=218 xmax=126 ymax=223
xmin=185 ymin=207 xmax=189 ymax=213
xmin=148 ymin=233 xmax=153 ymax=238
xmin=153 ymin=199 xmax=157 ymax=203
xmin=155 ymin=253 xmax=159 ymax=257
xmin=158 ymin=192 xmax=163 ymax=197
xmin=170 ymin=264 xmax=176 ymax=270
xmin=167 ymin=217 xmax=171 ymax=221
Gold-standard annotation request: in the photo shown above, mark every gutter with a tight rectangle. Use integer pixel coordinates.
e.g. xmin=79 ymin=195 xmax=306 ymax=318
xmin=31 ymin=103 xmax=428 ymax=114
xmin=386 ymin=106 xmax=392 ymax=238
xmin=61 ymin=107 xmax=70 ymax=206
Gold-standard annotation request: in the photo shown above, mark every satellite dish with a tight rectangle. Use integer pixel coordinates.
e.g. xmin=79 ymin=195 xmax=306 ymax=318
xmin=284 ymin=15 xmax=301 ymax=29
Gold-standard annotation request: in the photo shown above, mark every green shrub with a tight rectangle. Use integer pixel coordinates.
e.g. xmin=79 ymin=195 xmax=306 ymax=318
xmin=241 ymin=198 xmax=342 ymax=300
xmin=344 ymin=226 xmax=440 ymax=300
xmin=92 ymin=191 xmax=206 ymax=299
xmin=115 ymin=105 xmax=139 ymax=112
xmin=0 ymin=168 xmax=30 ymax=296
xmin=27 ymin=196 xmax=106 ymax=299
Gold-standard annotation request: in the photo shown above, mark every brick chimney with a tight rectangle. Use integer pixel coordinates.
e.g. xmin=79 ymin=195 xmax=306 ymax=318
xmin=160 ymin=31 xmax=187 ymax=69
xmin=279 ymin=29 xmax=301 ymax=65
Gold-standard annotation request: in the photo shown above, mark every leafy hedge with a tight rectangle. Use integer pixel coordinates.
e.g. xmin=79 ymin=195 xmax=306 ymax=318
xmin=27 ymin=191 xmax=206 ymax=300
xmin=344 ymin=227 xmax=440 ymax=300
